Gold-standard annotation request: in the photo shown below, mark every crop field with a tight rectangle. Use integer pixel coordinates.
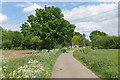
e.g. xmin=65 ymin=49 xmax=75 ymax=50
xmin=1 ymin=51 xmax=40 ymax=59
xmin=73 ymin=47 xmax=118 ymax=79
xmin=1 ymin=49 xmax=62 ymax=79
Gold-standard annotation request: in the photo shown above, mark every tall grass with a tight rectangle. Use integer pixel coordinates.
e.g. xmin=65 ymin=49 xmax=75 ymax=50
xmin=73 ymin=47 xmax=118 ymax=79
xmin=1 ymin=49 xmax=62 ymax=78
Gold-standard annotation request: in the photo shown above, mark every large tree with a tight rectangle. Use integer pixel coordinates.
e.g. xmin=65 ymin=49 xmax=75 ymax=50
xmin=20 ymin=5 xmax=76 ymax=50
xmin=72 ymin=36 xmax=80 ymax=45
xmin=90 ymin=30 xmax=107 ymax=47
xmin=90 ymin=30 xmax=107 ymax=41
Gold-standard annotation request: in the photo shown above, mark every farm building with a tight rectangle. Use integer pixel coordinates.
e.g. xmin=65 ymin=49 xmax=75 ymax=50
xmin=74 ymin=45 xmax=79 ymax=48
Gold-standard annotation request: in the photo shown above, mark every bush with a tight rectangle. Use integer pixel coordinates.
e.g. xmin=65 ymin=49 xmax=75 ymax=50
xmin=60 ymin=49 xmax=66 ymax=53
xmin=30 ymin=36 xmax=42 ymax=50
xmin=79 ymin=47 xmax=91 ymax=54
xmin=2 ymin=40 xmax=13 ymax=50
xmin=56 ymin=44 xmax=62 ymax=49
xmin=13 ymin=47 xmax=23 ymax=50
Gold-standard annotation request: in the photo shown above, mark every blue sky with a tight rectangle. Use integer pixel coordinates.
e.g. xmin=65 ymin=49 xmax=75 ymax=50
xmin=0 ymin=2 xmax=118 ymax=39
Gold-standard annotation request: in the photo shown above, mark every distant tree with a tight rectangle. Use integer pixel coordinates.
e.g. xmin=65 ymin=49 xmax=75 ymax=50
xmin=72 ymin=36 xmax=80 ymax=45
xmin=82 ymin=33 xmax=86 ymax=47
xmin=90 ymin=30 xmax=107 ymax=41
xmin=73 ymin=32 xmax=82 ymax=37
xmin=95 ymin=36 xmax=119 ymax=49
xmin=12 ymin=31 xmax=23 ymax=47
xmin=20 ymin=22 xmax=30 ymax=36
xmin=21 ymin=35 xmax=33 ymax=49
xmin=85 ymin=39 xmax=91 ymax=46
xmin=0 ymin=26 xmax=3 ymax=49
xmin=90 ymin=30 xmax=107 ymax=47
xmin=2 ymin=40 xmax=13 ymax=49
xmin=20 ymin=5 xmax=76 ymax=50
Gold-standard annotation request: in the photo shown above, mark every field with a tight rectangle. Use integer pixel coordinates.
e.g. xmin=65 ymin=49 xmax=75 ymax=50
xmin=1 ymin=49 xmax=62 ymax=79
xmin=2 ymin=51 xmax=40 ymax=59
xmin=73 ymin=47 xmax=118 ymax=79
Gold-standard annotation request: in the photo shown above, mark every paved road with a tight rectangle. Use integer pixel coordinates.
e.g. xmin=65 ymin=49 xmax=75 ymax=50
xmin=51 ymin=51 xmax=98 ymax=78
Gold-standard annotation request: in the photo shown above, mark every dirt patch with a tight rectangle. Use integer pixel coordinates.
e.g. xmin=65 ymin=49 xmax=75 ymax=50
xmin=1 ymin=51 xmax=40 ymax=59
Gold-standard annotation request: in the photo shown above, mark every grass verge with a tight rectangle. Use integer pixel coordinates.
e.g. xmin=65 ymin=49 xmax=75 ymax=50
xmin=73 ymin=47 xmax=118 ymax=79
xmin=1 ymin=49 xmax=62 ymax=78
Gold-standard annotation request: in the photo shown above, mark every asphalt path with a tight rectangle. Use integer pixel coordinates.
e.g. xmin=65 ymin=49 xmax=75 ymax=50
xmin=51 ymin=51 xmax=99 ymax=78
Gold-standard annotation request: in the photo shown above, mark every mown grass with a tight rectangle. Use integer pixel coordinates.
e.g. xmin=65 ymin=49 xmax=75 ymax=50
xmin=73 ymin=47 xmax=118 ymax=79
xmin=1 ymin=49 xmax=62 ymax=78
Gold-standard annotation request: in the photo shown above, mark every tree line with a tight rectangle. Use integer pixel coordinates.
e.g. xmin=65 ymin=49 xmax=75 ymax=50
xmin=90 ymin=30 xmax=120 ymax=49
xmin=1 ymin=5 xmax=119 ymax=50
xmin=72 ymin=32 xmax=91 ymax=47
xmin=1 ymin=6 xmax=77 ymax=50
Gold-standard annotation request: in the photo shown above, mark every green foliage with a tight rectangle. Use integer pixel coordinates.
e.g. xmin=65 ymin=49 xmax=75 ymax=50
xmin=73 ymin=32 xmax=82 ymax=37
xmin=21 ymin=35 xmax=33 ymax=49
xmin=90 ymin=30 xmax=107 ymax=41
xmin=79 ymin=47 xmax=91 ymax=54
xmin=2 ymin=29 xmax=23 ymax=50
xmin=55 ymin=44 xmax=62 ymax=49
xmin=1 ymin=6 xmax=76 ymax=50
xmin=60 ymin=49 xmax=66 ymax=53
xmin=72 ymin=33 xmax=91 ymax=47
xmin=13 ymin=46 xmax=23 ymax=50
xmin=72 ymin=36 xmax=80 ymax=45
xmin=90 ymin=30 xmax=107 ymax=47
xmin=20 ymin=5 xmax=76 ymax=50
xmin=73 ymin=48 xmax=118 ymax=79
xmin=2 ymin=40 xmax=13 ymax=49
xmin=12 ymin=31 xmax=23 ymax=47
xmin=85 ymin=39 xmax=91 ymax=46
xmin=90 ymin=30 xmax=119 ymax=49
xmin=93 ymin=36 xmax=119 ymax=49
xmin=30 ymin=36 xmax=42 ymax=50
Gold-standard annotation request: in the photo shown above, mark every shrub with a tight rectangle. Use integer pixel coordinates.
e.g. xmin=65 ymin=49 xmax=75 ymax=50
xmin=30 ymin=36 xmax=42 ymax=50
xmin=13 ymin=47 xmax=23 ymax=50
xmin=2 ymin=40 xmax=13 ymax=50
xmin=79 ymin=47 xmax=91 ymax=54
xmin=60 ymin=49 xmax=66 ymax=53
xmin=56 ymin=44 xmax=62 ymax=49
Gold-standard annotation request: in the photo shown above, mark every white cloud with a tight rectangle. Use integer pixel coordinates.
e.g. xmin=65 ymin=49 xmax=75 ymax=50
xmin=63 ymin=3 xmax=118 ymax=39
xmin=23 ymin=3 xmax=42 ymax=13
xmin=0 ymin=13 xmax=8 ymax=23
xmin=63 ymin=3 xmax=117 ymax=23
xmin=75 ymin=22 xmax=102 ymax=39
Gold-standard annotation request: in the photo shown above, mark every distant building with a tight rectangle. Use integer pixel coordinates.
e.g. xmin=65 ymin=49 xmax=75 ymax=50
xmin=74 ymin=45 xmax=79 ymax=48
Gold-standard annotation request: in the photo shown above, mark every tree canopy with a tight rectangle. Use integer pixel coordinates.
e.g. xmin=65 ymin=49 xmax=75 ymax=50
xmin=20 ymin=5 xmax=76 ymax=50
xmin=90 ymin=30 xmax=107 ymax=41
xmin=89 ymin=30 xmax=120 ymax=49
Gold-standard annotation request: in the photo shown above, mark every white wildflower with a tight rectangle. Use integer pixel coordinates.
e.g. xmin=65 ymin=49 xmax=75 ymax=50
xmin=3 ymin=66 xmax=7 ymax=69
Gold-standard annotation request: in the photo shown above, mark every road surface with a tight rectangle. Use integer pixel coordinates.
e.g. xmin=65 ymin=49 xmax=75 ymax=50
xmin=51 ymin=51 xmax=99 ymax=78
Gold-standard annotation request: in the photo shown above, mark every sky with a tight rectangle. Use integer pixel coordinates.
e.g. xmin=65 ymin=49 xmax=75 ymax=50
xmin=0 ymin=1 xmax=118 ymax=39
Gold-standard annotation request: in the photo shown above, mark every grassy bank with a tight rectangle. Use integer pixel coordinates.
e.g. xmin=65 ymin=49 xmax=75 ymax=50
xmin=73 ymin=47 xmax=118 ymax=79
xmin=65 ymin=48 xmax=78 ymax=51
xmin=1 ymin=49 xmax=62 ymax=78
